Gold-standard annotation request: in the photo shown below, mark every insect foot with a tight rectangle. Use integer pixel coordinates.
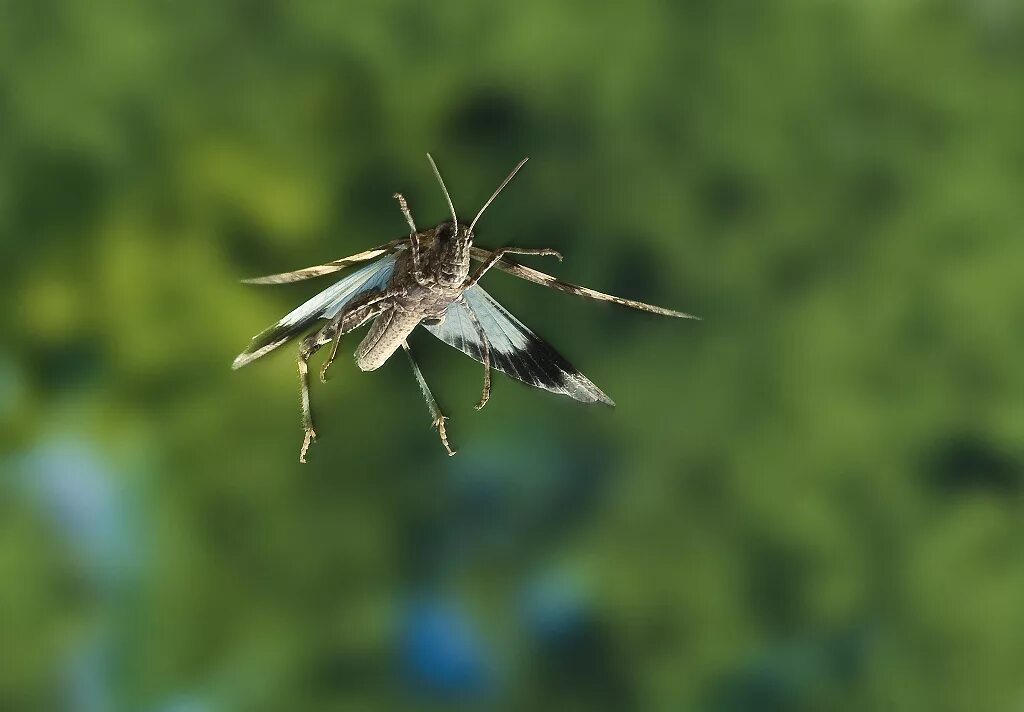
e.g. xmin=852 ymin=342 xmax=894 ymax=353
xmin=473 ymin=384 xmax=491 ymax=411
xmin=299 ymin=426 xmax=318 ymax=464
xmin=433 ymin=416 xmax=456 ymax=457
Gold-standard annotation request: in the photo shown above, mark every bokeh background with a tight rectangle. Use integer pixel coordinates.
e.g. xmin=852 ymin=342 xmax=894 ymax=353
xmin=2 ymin=1 xmax=1023 ymax=710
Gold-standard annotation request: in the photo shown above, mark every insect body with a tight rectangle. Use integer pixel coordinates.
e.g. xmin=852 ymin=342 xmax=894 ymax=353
xmin=233 ymin=156 xmax=697 ymax=462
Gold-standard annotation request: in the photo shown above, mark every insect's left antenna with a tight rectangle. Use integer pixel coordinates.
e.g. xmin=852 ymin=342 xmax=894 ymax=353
xmin=469 ymin=157 xmax=528 ymax=234
xmin=426 ymin=154 xmax=458 ymax=227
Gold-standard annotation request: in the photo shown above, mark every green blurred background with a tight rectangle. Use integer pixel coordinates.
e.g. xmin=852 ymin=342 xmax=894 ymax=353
xmin=2 ymin=0 xmax=1023 ymax=710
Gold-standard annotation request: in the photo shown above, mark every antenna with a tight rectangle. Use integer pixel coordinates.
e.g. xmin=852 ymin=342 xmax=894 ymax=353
xmin=469 ymin=157 xmax=528 ymax=234
xmin=426 ymin=154 xmax=458 ymax=227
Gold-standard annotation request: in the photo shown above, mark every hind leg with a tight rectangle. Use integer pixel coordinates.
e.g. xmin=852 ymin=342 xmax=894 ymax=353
xmin=320 ymin=290 xmax=398 ymax=383
xmin=297 ymin=325 xmax=332 ymax=463
xmin=402 ymin=340 xmax=455 ymax=456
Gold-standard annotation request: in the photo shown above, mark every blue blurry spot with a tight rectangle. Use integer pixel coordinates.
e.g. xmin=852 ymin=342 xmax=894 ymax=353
xmin=152 ymin=696 xmax=212 ymax=712
xmin=399 ymin=597 xmax=493 ymax=699
xmin=521 ymin=574 xmax=588 ymax=643
xmin=65 ymin=638 xmax=111 ymax=712
xmin=19 ymin=439 xmax=138 ymax=587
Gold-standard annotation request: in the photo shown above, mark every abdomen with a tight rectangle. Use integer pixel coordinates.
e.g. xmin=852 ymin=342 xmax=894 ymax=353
xmin=355 ymin=308 xmax=420 ymax=371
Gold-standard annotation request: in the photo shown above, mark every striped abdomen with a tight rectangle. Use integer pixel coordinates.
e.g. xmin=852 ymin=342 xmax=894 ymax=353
xmin=355 ymin=308 xmax=421 ymax=371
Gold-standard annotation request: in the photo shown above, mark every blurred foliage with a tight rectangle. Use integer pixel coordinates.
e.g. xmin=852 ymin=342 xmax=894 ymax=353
xmin=2 ymin=0 xmax=1024 ymax=710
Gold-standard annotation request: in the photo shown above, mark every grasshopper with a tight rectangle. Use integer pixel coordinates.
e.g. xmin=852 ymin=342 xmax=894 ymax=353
xmin=233 ymin=156 xmax=697 ymax=462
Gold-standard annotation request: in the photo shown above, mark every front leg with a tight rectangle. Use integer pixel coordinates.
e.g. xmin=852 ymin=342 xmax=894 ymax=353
xmin=393 ymin=192 xmax=431 ymax=286
xmin=464 ymin=247 xmax=563 ymax=290
xmin=319 ymin=290 xmax=398 ymax=382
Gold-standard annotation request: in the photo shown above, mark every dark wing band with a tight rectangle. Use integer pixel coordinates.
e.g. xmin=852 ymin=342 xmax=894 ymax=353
xmin=424 ymin=285 xmax=614 ymax=405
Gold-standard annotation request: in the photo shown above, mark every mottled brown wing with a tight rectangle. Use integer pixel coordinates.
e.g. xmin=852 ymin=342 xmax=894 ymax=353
xmin=242 ymin=239 xmax=407 ymax=285
xmin=469 ymin=247 xmax=698 ymax=319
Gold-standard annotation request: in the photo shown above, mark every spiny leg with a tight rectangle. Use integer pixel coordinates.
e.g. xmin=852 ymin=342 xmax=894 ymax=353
xmin=393 ymin=192 xmax=427 ymax=284
xmin=320 ymin=290 xmax=398 ymax=382
xmin=401 ymin=340 xmax=456 ymax=456
xmin=393 ymin=192 xmax=417 ymax=233
xmin=460 ymin=299 xmax=492 ymax=411
xmin=297 ymin=327 xmax=331 ymax=463
xmin=464 ymin=246 xmax=563 ymax=289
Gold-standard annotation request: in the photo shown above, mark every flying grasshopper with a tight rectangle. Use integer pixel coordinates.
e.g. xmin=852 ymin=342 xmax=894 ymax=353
xmin=233 ymin=155 xmax=697 ymax=462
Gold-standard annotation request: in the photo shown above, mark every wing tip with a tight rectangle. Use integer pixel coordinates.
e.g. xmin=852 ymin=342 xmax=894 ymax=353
xmin=661 ymin=307 xmax=700 ymax=320
xmin=589 ymin=382 xmax=615 ymax=406
xmin=562 ymin=387 xmax=614 ymax=407
xmin=231 ymin=335 xmax=290 ymax=370
xmin=569 ymin=378 xmax=615 ymax=406
xmin=241 ymin=275 xmax=290 ymax=285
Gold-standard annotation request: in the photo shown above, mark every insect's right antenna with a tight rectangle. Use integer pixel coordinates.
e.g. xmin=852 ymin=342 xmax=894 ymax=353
xmin=426 ymin=154 xmax=458 ymax=227
xmin=469 ymin=157 xmax=528 ymax=234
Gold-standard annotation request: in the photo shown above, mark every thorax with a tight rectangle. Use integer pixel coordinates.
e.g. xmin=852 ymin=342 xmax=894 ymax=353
xmin=389 ymin=248 xmax=466 ymax=318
